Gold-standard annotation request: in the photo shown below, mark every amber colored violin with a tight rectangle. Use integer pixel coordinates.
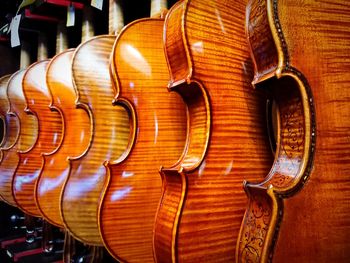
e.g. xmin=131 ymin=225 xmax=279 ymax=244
xmin=35 ymin=8 xmax=95 ymax=227
xmin=0 ymin=75 xmax=11 ymax=162
xmin=13 ymin=35 xmax=63 ymax=216
xmin=35 ymin=49 xmax=91 ymax=227
xmin=98 ymin=4 xmax=189 ymax=263
xmin=60 ymin=0 xmax=128 ymax=245
xmin=236 ymin=1 xmax=350 ymax=262
xmin=0 ymin=42 xmax=38 ymax=207
xmin=153 ymin=0 xmax=273 ymax=262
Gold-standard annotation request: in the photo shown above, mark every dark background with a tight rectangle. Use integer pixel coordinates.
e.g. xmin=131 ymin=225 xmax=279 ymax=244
xmin=0 ymin=0 xmax=177 ymax=76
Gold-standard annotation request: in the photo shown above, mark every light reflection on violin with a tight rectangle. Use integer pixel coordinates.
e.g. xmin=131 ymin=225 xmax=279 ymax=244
xmin=98 ymin=14 xmax=188 ymax=262
xmin=13 ymin=59 xmax=62 ymax=217
xmin=153 ymin=1 xmax=272 ymax=262
xmin=0 ymin=69 xmax=38 ymax=207
xmin=59 ymin=0 xmax=130 ymax=244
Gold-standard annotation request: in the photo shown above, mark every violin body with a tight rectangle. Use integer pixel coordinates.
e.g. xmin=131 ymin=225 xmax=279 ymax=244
xmin=153 ymin=0 xmax=272 ymax=262
xmin=0 ymin=70 xmax=38 ymax=206
xmin=98 ymin=17 xmax=188 ymax=262
xmin=13 ymin=60 xmax=62 ymax=216
xmin=35 ymin=49 xmax=91 ymax=227
xmin=60 ymin=35 xmax=129 ymax=245
xmin=0 ymin=75 xmax=11 ymax=162
xmin=236 ymin=1 xmax=350 ymax=262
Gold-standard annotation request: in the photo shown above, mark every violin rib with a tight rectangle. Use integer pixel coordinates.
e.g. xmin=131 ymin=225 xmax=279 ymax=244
xmin=236 ymin=0 xmax=350 ymax=262
xmin=153 ymin=0 xmax=273 ymax=262
xmin=13 ymin=60 xmax=62 ymax=216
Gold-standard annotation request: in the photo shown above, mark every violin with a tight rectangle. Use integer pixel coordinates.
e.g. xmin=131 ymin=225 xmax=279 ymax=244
xmin=60 ymin=0 xmax=128 ymax=245
xmin=0 ymin=74 xmax=11 ymax=162
xmin=98 ymin=2 xmax=189 ymax=262
xmin=35 ymin=10 xmax=94 ymax=228
xmin=35 ymin=48 xmax=91 ymax=227
xmin=12 ymin=35 xmax=63 ymax=216
xmin=153 ymin=0 xmax=273 ymax=262
xmin=0 ymin=41 xmax=38 ymax=207
xmin=236 ymin=1 xmax=350 ymax=262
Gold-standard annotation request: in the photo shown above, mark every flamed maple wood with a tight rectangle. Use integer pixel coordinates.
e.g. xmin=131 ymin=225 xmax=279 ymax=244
xmin=35 ymin=9 xmax=94 ymax=226
xmin=0 ymin=74 xmax=14 ymax=203
xmin=153 ymin=0 xmax=273 ymax=262
xmin=60 ymin=0 xmax=128 ymax=246
xmin=0 ymin=75 xmax=11 ymax=162
xmin=13 ymin=60 xmax=63 ymax=216
xmin=99 ymin=17 xmax=188 ymax=262
xmin=60 ymin=35 xmax=130 ymax=245
xmin=35 ymin=49 xmax=91 ymax=227
xmin=236 ymin=1 xmax=350 ymax=262
xmin=0 ymin=70 xmax=38 ymax=207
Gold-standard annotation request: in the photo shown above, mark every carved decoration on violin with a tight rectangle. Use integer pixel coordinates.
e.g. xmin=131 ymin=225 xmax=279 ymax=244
xmin=235 ymin=0 xmax=350 ymax=262
xmin=153 ymin=0 xmax=273 ymax=262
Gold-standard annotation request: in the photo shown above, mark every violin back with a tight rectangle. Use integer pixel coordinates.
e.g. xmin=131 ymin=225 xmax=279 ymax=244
xmin=236 ymin=0 xmax=350 ymax=262
xmin=35 ymin=49 xmax=91 ymax=227
xmin=60 ymin=35 xmax=130 ymax=245
xmin=0 ymin=70 xmax=38 ymax=206
xmin=0 ymin=75 xmax=11 ymax=161
xmin=153 ymin=0 xmax=272 ymax=262
xmin=13 ymin=60 xmax=62 ymax=216
xmin=99 ymin=17 xmax=187 ymax=262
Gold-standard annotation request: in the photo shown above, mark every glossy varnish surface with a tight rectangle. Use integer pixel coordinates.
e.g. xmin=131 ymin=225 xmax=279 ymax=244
xmin=0 ymin=75 xmax=11 ymax=162
xmin=60 ymin=36 xmax=129 ymax=244
xmin=35 ymin=49 xmax=91 ymax=227
xmin=0 ymin=70 xmax=38 ymax=206
xmin=13 ymin=60 xmax=62 ymax=216
xmin=153 ymin=0 xmax=273 ymax=262
xmin=98 ymin=18 xmax=188 ymax=262
xmin=236 ymin=1 xmax=350 ymax=262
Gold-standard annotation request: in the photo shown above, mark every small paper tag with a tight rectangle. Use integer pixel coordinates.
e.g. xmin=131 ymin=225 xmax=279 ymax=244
xmin=66 ymin=4 xmax=75 ymax=27
xmin=91 ymin=0 xmax=103 ymax=11
xmin=10 ymin=14 xmax=21 ymax=47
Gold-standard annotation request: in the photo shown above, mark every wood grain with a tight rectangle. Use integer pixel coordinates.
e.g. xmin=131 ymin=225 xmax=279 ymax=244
xmin=35 ymin=49 xmax=91 ymax=227
xmin=60 ymin=36 xmax=130 ymax=245
xmin=0 ymin=75 xmax=11 ymax=162
xmin=0 ymin=70 xmax=38 ymax=207
xmin=13 ymin=60 xmax=62 ymax=216
xmin=236 ymin=0 xmax=350 ymax=262
xmin=98 ymin=17 xmax=188 ymax=262
xmin=153 ymin=0 xmax=273 ymax=262
xmin=59 ymin=0 xmax=125 ymax=246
